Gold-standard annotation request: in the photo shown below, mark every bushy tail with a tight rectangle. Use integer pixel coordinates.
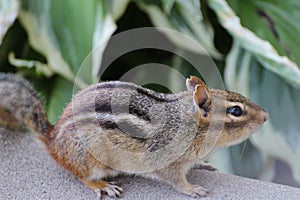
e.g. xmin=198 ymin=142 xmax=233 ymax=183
xmin=0 ymin=73 xmax=53 ymax=136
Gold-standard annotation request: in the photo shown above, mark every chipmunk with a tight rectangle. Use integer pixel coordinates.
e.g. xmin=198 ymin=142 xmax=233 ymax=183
xmin=0 ymin=73 xmax=268 ymax=199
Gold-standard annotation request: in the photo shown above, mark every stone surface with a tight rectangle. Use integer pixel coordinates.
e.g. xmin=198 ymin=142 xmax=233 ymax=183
xmin=1 ymin=128 xmax=300 ymax=200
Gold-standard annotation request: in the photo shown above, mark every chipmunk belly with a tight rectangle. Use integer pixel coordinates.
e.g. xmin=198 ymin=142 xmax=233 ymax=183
xmin=87 ymin=165 xmax=121 ymax=181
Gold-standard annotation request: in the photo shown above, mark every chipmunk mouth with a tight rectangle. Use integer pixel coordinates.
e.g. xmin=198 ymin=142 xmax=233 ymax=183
xmin=249 ymin=114 xmax=268 ymax=134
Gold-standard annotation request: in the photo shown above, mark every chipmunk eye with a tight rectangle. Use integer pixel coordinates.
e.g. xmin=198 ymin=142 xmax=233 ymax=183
xmin=227 ymin=105 xmax=243 ymax=117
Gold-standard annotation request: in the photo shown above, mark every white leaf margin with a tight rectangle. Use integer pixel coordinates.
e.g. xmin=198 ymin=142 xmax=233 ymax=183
xmin=208 ymin=0 xmax=300 ymax=89
xmin=17 ymin=2 xmax=80 ymax=86
xmin=225 ymin=41 xmax=300 ymax=183
xmin=211 ymin=0 xmax=300 ymax=182
xmin=16 ymin=0 xmax=130 ymax=88
xmin=91 ymin=0 xmax=130 ymax=83
xmin=0 ymin=0 xmax=18 ymax=45
xmin=136 ymin=0 xmax=221 ymax=58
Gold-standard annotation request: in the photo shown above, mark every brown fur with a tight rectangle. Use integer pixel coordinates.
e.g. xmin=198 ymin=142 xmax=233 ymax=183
xmin=0 ymin=74 xmax=268 ymax=199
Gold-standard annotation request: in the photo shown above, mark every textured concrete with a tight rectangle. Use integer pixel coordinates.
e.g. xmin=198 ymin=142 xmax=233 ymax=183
xmin=1 ymin=128 xmax=300 ymax=200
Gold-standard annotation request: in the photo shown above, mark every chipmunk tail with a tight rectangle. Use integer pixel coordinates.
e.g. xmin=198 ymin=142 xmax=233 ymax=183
xmin=0 ymin=73 xmax=54 ymax=138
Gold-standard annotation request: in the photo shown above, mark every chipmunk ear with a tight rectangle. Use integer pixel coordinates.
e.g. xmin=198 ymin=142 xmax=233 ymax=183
xmin=186 ymin=75 xmax=206 ymax=91
xmin=193 ymin=83 xmax=211 ymax=109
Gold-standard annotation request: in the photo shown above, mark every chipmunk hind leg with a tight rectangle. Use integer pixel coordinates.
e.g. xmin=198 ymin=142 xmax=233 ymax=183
xmin=81 ymin=179 xmax=123 ymax=199
xmin=81 ymin=166 xmax=123 ymax=199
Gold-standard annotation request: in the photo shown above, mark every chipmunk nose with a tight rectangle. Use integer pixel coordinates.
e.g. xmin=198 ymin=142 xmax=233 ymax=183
xmin=262 ymin=110 xmax=269 ymax=122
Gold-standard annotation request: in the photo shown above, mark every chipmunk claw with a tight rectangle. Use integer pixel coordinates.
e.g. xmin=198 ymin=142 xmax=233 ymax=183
xmin=95 ymin=189 xmax=103 ymax=200
xmin=95 ymin=182 xmax=123 ymax=199
xmin=105 ymin=182 xmax=123 ymax=198
xmin=181 ymin=184 xmax=209 ymax=198
xmin=190 ymin=185 xmax=209 ymax=198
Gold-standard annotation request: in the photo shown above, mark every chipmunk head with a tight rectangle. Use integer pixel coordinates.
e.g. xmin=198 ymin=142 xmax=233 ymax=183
xmin=186 ymin=76 xmax=268 ymax=148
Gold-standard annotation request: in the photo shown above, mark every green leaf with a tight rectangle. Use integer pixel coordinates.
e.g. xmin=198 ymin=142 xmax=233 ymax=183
xmin=18 ymin=0 xmax=76 ymax=84
xmin=0 ymin=0 xmax=18 ymax=45
xmin=161 ymin=0 xmax=175 ymax=14
xmin=210 ymin=0 xmax=300 ymax=181
xmin=225 ymin=42 xmax=300 ymax=183
xmin=46 ymin=76 xmax=73 ymax=124
xmin=49 ymin=0 xmax=97 ymax=73
xmin=208 ymin=0 xmax=300 ymax=89
xmin=136 ymin=0 xmax=221 ymax=58
xmin=11 ymin=0 xmax=131 ymax=124
xmin=18 ymin=0 xmax=129 ymax=87
xmin=87 ymin=0 xmax=130 ymax=84
xmin=228 ymin=0 xmax=300 ymax=67
xmin=8 ymin=52 xmax=53 ymax=77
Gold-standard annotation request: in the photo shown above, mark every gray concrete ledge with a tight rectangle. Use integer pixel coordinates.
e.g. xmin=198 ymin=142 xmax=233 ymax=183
xmin=1 ymin=128 xmax=300 ymax=200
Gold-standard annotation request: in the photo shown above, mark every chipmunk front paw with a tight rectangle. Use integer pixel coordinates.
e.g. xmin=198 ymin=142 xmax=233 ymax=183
xmin=181 ymin=184 xmax=209 ymax=198
xmin=190 ymin=185 xmax=209 ymax=198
